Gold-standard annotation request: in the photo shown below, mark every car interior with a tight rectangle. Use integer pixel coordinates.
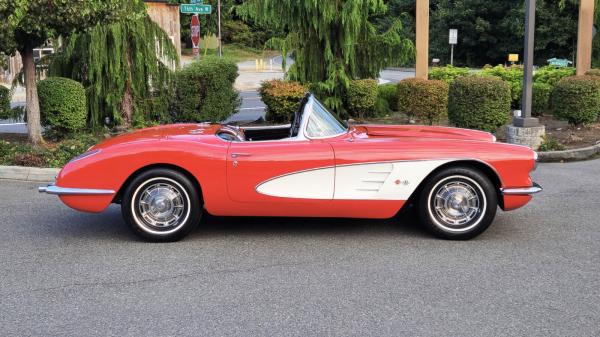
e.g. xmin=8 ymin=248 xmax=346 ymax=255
xmin=216 ymin=94 xmax=311 ymax=142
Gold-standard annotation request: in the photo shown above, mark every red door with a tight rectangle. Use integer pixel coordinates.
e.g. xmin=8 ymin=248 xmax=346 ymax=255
xmin=226 ymin=140 xmax=334 ymax=203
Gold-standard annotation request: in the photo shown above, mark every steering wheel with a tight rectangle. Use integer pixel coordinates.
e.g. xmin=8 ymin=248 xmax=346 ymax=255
xmin=290 ymin=93 xmax=311 ymax=138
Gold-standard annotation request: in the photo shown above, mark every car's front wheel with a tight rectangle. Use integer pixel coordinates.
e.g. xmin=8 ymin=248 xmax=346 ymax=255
xmin=417 ymin=167 xmax=497 ymax=240
xmin=121 ymin=168 xmax=202 ymax=242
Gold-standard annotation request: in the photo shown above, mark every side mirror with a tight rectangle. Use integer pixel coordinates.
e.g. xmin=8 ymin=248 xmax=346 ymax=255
xmin=344 ymin=119 xmax=355 ymax=128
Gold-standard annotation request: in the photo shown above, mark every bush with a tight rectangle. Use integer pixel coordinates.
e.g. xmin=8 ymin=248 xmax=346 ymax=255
xmin=551 ymin=75 xmax=600 ymax=125
xmin=538 ymin=135 xmax=566 ymax=152
xmin=172 ymin=57 xmax=240 ymax=122
xmin=532 ymin=82 xmax=552 ymax=117
xmin=429 ymin=65 xmax=470 ymax=83
xmin=259 ymin=80 xmax=307 ymax=123
xmin=480 ymin=65 xmax=523 ymax=108
xmin=0 ymin=86 xmax=11 ymax=119
xmin=346 ymin=79 xmax=378 ymax=118
xmin=378 ymin=84 xmax=398 ymax=113
xmin=534 ymin=66 xmax=576 ymax=86
xmin=585 ymin=69 xmax=600 ymax=77
xmin=396 ymin=78 xmax=449 ymax=125
xmin=37 ymin=77 xmax=87 ymax=136
xmin=448 ymin=76 xmax=511 ymax=132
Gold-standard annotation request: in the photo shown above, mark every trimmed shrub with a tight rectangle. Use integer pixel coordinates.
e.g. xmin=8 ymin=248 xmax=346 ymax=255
xmin=480 ymin=65 xmax=523 ymax=108
xmin=448 ymin=76 xmax=511 ymax=132
xmin=172 ymin=57 xmax=240 ymax=122
xmin=37 ymin=77 xmax=87 ymax=135
xmin=551 ymin=75 xmax=600 ymax=125
xmin=429 ymin=65 xmax=470 ymax=83
xmin=396 ymin=78 xmax=449 ymax=125
xmin=346 ymin=79 xmax=378 ymax=118
xmin=585 ymin=69 xmax=600 ymax=77
xmin=377 ymin=83 xmax=398 ymax=113
xmin=532 ymin=82 xmax=552 ymax=117
xmin=0 ymin=86 xmax=10 ymax=119
xmin=259 ymin=80 xmax=307 ymax=123
xmin=534 ymin=66 xmax=576 ymax=86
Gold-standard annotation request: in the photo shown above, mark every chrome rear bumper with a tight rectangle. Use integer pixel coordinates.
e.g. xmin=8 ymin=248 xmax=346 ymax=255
xmin=38 ymin=184 xmax=115 ymax=196
xmin=501 ymin=182 xmax=543 ymax=195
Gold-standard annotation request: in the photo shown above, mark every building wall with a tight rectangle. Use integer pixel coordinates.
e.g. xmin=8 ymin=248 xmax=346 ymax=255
xmin=145 ymin=2 xmax=182 ymax=59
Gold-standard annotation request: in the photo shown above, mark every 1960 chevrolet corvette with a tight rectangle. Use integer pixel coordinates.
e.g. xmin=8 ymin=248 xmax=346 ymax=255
xmin=39 ymin=94 xmax=542 ymax=241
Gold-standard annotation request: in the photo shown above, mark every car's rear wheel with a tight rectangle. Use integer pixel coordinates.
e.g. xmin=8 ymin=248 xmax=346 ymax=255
xmin=417 ymin=167 xmax=497 ymax=240
xmin=121 ymin=168 xmax=202 ymax=242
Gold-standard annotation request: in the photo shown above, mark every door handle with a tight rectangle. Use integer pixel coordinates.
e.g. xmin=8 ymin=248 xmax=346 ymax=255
xmin=231 ymin=153 xmax=251 ymax=158
xmin=231 ymin=153 xmax=251 ymax=167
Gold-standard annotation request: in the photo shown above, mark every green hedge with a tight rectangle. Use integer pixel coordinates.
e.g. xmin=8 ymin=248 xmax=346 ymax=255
xmin=172 ymin=57 xmax=240 ymax=122
xmin=532 ymin=82 xmax=552 ymax=117
xmin=259 ymin=80 xmax=307 ymax=123
xmin=346 ymin=79 xmax=378 ymax=118
xmin=551 ymin=75 xmax=600 ymax=125
xmin=37 ymin=77 xmax=87 ymax=135
xmin=397 ymin=78 xmax=449 ymax=125
xmin=0 ymin=86 xmax=10 ymax=120
xmin=534 ymin=66 xmax=576 ymax=86
xmin=480 ymin=65 xmax=523 ymax=108
xmin=429 ymin=65 xmax=470 ymax=83
xmin=377 ymin=83 xmax=398 ymax=113
xmin=448 ymin=76 xmax=511 ymax=132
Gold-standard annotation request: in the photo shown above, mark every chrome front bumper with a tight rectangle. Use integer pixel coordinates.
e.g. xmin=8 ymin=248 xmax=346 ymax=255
xmin=501 ymin=182 xmax=543 ymax=195
xmin=38 ymin=184 xmax=115 ymax=196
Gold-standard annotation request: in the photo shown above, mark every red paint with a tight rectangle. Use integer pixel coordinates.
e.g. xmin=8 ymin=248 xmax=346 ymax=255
xmin=190 ymin=15 xmax=200 ymax=48
xmin=53 ymin=123 xmax=538 ymax=217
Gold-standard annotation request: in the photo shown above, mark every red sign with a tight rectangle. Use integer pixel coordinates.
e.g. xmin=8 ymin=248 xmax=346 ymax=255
xmin=191 ymin=15 xmax=200 ymax=48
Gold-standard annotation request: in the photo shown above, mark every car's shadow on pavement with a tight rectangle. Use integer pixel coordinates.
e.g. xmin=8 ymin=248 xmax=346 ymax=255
xmin=50 ymin=205 xmax=433 ymax=241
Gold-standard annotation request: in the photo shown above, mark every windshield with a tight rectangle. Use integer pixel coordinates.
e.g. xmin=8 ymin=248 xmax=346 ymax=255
xmin=305 ymin=99 xmax=347 ymax=138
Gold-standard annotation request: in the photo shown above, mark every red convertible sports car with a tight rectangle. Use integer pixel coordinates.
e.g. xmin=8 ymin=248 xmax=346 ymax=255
xmin=39 ymin=94 xmax=542 ymax=241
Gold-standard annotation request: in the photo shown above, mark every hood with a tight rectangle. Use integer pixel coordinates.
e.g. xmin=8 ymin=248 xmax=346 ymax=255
xmin=358 ymin=124 xmax=496 ymax=142
xmin=92 ymin=123 xmax=219 ymax=150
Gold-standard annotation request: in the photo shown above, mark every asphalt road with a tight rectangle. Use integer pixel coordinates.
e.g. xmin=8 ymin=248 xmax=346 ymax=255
xmin=1 ymin=159 xmax=599 ymax=337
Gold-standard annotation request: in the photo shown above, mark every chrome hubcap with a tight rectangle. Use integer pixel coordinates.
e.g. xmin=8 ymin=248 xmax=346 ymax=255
xmin=433 ymin=181 xmax=481 ymax=227
xmin=138 ymin=183 xmax=185 ymax=229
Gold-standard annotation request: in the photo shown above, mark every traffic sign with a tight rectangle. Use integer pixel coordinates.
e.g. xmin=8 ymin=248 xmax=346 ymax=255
xmin=180 ymin=4 xmax=212 ymax=14
xmin=449 ymin=29 xmax=458 ymax=45
xmin=191 ymin=14 xmax=200 ymax=53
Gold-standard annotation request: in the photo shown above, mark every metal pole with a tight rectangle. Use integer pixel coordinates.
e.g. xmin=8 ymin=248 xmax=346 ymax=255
xmin=450 ymin=44 xmax=454 ymax=66
xmin=515 ymin=0 xmax=538 ymax=127
xmin=217 ymin=0 xmax=222 ymax=58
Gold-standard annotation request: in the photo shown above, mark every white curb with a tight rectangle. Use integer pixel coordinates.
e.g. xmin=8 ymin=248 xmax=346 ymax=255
xmin=0 ymin=166 xmax=60 ymax=182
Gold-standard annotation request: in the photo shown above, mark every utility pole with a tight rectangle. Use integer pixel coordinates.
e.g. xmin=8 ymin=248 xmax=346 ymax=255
xmin=576 ymin=0 xmax=595 ymax=75
xmin=415 ymin=0 xmax=429 ymax=79
xmin=217 ymin=0 xmax=222 ymax=58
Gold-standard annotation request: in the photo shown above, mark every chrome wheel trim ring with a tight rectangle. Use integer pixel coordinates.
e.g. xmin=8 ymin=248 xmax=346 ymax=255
xmin=131 ymin=177 xmax=191 ymax=235
xmin=426 ymin=175 xmax=487 ymax=233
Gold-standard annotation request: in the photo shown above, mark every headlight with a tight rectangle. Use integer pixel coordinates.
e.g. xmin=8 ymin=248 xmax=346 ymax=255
xmin=69 ymin=149 xmax=101 ymax=163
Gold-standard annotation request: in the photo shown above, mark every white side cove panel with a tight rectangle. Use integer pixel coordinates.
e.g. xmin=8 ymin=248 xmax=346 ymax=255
xmin=256 ymin=160 xmax=451 ymax=200
xmin=334 ymin=160 xmax=451 ymax=200
xmin=256 ymin=167 xmax=335 ymax=199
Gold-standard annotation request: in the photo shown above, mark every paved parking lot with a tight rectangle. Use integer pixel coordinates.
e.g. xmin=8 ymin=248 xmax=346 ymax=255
xmin=1 ymin=160 xmax=599 ymax=337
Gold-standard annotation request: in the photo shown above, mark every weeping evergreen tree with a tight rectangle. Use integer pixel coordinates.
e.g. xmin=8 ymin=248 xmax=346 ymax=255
xmin=238 ymin=0 xmax=413 ymax=111
xmin=50 ymin=0 xmax=178 ymax=128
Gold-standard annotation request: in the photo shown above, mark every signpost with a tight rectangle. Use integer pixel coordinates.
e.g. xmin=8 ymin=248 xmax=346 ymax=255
xmin=181 ymin=0 xmax=214 ymax=59
xmin=449 ymin=29 xmax=458 ymax=66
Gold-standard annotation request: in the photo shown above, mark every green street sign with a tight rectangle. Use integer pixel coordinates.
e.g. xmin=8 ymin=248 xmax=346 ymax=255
xmin=180 ymin=4 xmax=212 ymax=14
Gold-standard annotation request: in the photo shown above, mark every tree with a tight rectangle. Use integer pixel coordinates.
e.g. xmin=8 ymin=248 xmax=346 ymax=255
xmin=0 ymin=0 xmax=124 ymax=144
xmin=238 ymin=0 xmax=413 ymax=112
xmin=50 ymin=1 xmax=178 ymax=128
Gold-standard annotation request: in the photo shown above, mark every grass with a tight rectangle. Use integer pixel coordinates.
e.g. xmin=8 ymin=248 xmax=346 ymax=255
xmin=183 ymin=43 xmax=279 ymax=63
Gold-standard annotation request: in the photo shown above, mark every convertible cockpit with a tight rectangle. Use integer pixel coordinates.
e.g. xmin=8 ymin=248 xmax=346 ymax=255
xmin=216 ymin=94 xmax=347 ymax=142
